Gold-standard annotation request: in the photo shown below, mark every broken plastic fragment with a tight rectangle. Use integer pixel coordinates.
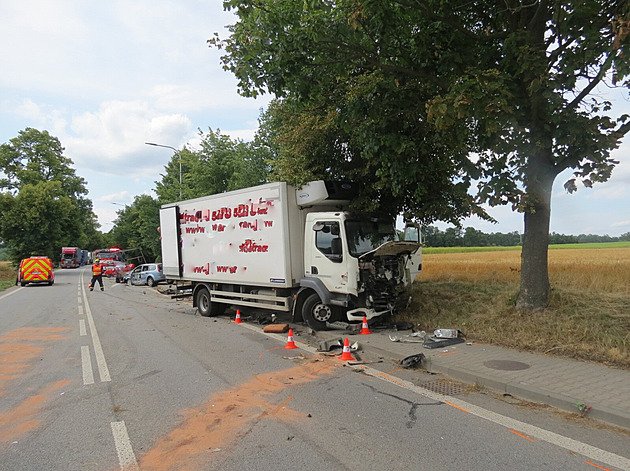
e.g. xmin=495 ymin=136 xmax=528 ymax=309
xmin=400 ymin=353 xmax=425 ymax=369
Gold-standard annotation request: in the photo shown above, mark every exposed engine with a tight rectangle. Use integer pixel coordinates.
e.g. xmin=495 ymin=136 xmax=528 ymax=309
xmin=358 ymin=254 xmax=408 ymax=311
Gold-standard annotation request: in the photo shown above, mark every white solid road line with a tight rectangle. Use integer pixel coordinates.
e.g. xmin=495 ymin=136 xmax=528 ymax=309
xmin=80 ymin=277 xmax=111 ymax=382
xmin=241 ymin=322 xmax=630 ymax=471
xmin=362 ymin=365 xmax=630 ymax=470
xmin=77 ymin=281 xmax=140 ymax=470
xmin=111 ymin=421 xmax=139 ymax=471
xmin=0 ymin=287 xmax=23 ymax=301
xmin=81 ymin=345 xmax=94 ymax=385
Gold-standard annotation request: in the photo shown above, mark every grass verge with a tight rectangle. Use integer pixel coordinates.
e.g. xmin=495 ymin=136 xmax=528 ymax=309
xmin=397 ymin=246 xmax=630 ymax=369
xmin=0 ymin=262 xmax=16 ymax=291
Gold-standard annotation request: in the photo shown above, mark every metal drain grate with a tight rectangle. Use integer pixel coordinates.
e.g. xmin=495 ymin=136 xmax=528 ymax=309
xmin=419 ymin=379 xmax=464 ymax=396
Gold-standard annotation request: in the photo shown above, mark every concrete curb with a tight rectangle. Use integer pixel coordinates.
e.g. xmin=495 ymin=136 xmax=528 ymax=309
xmin=298 ymin=328 xmax=630 ymax=431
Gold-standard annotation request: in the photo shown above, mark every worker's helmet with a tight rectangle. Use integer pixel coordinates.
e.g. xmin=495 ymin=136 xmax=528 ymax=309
xmin=95 ymin=258 xmax=100 ymax=263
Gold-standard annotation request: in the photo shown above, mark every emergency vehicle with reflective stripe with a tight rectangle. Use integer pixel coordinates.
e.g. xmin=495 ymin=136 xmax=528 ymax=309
xmin=19 ymin=257 xmax=55 ymax=286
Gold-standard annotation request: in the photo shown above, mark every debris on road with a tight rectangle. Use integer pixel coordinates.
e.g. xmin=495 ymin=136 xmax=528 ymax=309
xmin=282 ymin=353 xmax=306 ymax=361
xmin=400 ymin=353 xmax=426 ymax=369
xmin=263 ymin=323 xmax=289 ymax=333
xmin=317 ymin=338 xmax=344 ymax=352
xmin=389 ymin=334 xmax=423 ymax=343
xmin=423 ymin=337 xmax=465 ymax=349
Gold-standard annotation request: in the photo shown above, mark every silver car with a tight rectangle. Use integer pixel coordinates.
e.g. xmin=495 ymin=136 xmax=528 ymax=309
xmin=127 ymin=263 xmax=165 ymax=287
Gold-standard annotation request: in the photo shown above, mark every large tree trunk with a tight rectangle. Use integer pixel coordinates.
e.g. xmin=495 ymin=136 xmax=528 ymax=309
xmin=516 ymin=156 xmax=556 ymax=312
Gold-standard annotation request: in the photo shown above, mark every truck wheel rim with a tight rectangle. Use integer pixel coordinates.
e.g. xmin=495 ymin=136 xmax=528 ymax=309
xmin=313 ymin=304 xmax=332 ymax=322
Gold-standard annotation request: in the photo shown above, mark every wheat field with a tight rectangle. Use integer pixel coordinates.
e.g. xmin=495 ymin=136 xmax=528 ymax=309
xmin=420 ymin=247 xmax=630 ymax=294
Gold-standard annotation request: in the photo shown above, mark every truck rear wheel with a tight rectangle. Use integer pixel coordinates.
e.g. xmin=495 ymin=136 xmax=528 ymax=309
xmin=302 ymin=293 xmax=336 ymax=331
xmin=195 ymin=286 xmax=226 ymax=317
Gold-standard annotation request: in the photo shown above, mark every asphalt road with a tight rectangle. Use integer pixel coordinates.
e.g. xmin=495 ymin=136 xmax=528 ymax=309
xmin=1 ymin=267 xmax=628 ymax=471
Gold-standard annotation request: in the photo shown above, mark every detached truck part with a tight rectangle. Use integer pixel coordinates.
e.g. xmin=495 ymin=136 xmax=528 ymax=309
xmin=159 ymin=181 xmax=422 ymax=330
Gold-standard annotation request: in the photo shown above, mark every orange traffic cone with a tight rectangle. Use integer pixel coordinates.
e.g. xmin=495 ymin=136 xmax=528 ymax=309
xmin=338 ymin=338 xmax=355 ymax=361
xmin=284 ymin=328 xmax=298 ymax=349
xmin=359 ymin=316 xmax=371 ymax=335
xmin=233 ymin=309 xmax=242 ymax=324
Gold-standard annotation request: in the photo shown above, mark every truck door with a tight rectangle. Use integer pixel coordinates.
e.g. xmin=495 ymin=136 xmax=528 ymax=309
xmin=159 ymin=206 xmax=182 ymax=278
xmin=403 ymin=223 xmax=423 ymax=281
xmin=308 ymin=220 xmax=347 ymax=292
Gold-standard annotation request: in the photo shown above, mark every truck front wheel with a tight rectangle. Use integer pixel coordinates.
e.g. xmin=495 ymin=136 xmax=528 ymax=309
xmin=302 ymin=293 xmax=336 ymax=331
xmin=195 ymin=286 xmax=226 ymax=317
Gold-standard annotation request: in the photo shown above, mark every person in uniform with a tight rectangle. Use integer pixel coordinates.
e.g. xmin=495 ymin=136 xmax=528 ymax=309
xmin=89 ymin=258 xmax=104 ymax=291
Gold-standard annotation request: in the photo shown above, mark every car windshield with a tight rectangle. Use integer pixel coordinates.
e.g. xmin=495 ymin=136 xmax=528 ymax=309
xmin=345 ymin=219 xmax=397 ymax=257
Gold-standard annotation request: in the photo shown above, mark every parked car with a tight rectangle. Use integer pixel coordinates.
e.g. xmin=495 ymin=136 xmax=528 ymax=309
xmin=126 ymin=263 xmax=165 ymax=287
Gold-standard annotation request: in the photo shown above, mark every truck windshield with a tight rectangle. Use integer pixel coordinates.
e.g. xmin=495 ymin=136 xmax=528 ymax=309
xmin=345 ymin=219 xmax=397 ymax=257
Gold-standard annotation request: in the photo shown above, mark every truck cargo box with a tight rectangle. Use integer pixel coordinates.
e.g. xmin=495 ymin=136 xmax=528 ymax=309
xmin=160 ymin=182 xmax=305 ymax=289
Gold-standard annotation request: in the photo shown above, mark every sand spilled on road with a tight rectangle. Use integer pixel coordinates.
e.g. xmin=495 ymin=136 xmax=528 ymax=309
xmin=0 ymin=327 xmax=70 ymax=443
xmin=138 ymin=357 xmax=340 ymax=471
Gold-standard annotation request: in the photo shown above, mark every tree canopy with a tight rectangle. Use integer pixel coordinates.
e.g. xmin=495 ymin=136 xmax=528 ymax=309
xmin=109 ymin=195 xmax=162 ymax=262
xmin=0 ymin=128 xmax=88 ymax=198
xmin=212 ymin=0 xmax=630 ymax=310
xmin=0 ymin=128 xmax=100 ymax=263
xmin=154 ymin=128 xmax=271 ymax=204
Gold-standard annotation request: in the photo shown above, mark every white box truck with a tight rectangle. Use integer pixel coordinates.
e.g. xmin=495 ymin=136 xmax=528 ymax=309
xmin=159 ymin=181 xmax=422 ymax=330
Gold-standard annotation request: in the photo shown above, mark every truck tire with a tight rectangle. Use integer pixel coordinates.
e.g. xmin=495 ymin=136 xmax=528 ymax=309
xmin=302 ymin=293 xmax=336 ymax=331
xmin=195 ymin=286 xmax=226 ymax=317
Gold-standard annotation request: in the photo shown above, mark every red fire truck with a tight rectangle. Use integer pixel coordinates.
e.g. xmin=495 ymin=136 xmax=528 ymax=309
xmin=92 ymin=247 xmax=135 ymax=283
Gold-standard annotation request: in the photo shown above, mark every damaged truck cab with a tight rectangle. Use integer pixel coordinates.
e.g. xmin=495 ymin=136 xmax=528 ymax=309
xmin=159 ymin=180 xmax=421 ymax=330
xmin=296 ymin=212 xmax=421 ymax=329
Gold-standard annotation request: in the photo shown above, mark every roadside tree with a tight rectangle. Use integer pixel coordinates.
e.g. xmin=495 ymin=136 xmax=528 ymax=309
xmin=154 ymin=128 xmax=271 ymax=203
xmin=109 ymin=195 xmax=161 ymax=262
xmin=0 ymin=181 xmax=75 ymax=262
xmin=212 ymin=0 xmax=630 ymax=311
xmin=0 ymin=128 xmax=99 ymax=263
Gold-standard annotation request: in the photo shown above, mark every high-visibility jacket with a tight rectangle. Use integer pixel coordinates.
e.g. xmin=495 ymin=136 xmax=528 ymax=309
xmin=92 ymin=263 xmax=103 ymax=276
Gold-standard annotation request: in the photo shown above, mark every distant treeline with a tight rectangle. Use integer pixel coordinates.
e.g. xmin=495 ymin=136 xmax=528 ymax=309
xmin=421 ymin=226 xmax=630 ymax=248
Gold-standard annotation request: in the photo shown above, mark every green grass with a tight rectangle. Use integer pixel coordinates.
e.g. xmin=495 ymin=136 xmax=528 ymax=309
xmin=423 ymin=246 xmax=521 ymax=254
xmin=396 ymin=281 xmax=630 ymax=368
xmin=423 ymin=241 xmax=630 ymax=254
xmin=548 ymin=241 xmax=630 ymax=250
xmin=0 ymin=262 xmax=16 ymax=292
xmin=0 ymin=280 xmax=15 ymax=291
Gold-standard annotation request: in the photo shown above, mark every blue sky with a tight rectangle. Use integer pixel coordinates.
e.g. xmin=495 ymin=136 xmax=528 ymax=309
xmin=1 ymin=1 xmax=629 ymax=236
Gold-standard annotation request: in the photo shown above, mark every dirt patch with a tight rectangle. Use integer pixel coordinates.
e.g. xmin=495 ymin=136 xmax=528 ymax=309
xmin=0 ymin=327 xmax=69 ymax=397
xmin=0 ymin=327 xmax=71 ymax=444
xmin=0 ymin=380 xmax=70 ymax=443
xmin=138 ymin=358 xmax=339 ymax=471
